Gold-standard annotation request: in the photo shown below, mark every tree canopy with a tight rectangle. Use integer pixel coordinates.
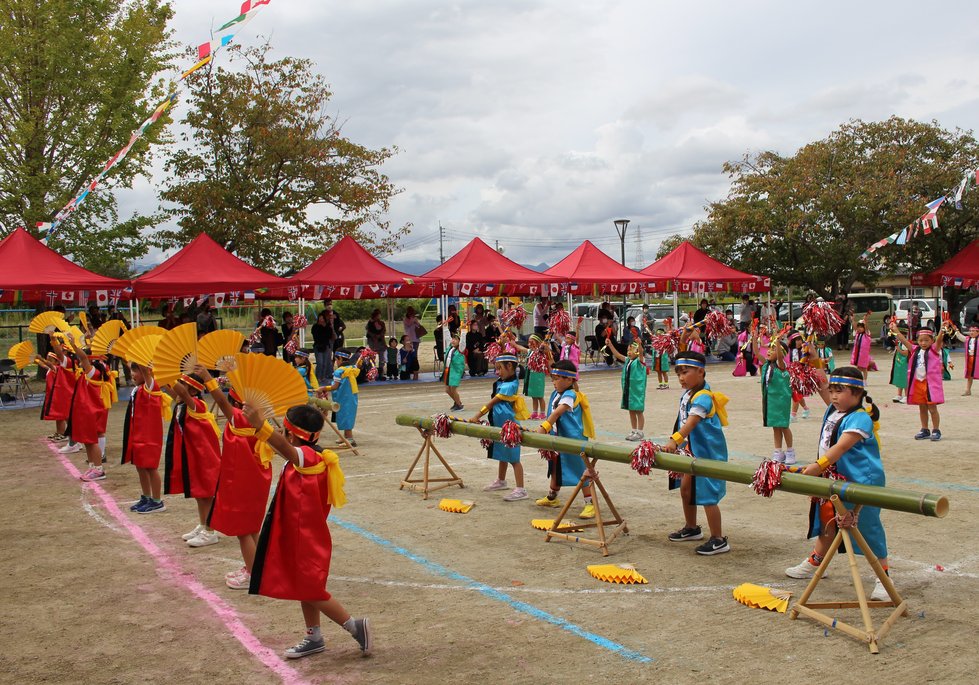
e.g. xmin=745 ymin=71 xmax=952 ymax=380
xmin=0 ymin=0 xmax=174 ymax=275
xmin=158 ymin=43 xmax=409 ymax=272
xmin=686 ymin=117 xmax=979 ymax=298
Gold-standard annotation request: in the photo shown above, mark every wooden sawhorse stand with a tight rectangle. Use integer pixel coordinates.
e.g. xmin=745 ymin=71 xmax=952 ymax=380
xmin=545 ymin=454 xmax=628 ymax=556
xmin=400 ymin=428 xmax=464 ymax=500
xmin=790 ymin=496 xmax=907 ymax=653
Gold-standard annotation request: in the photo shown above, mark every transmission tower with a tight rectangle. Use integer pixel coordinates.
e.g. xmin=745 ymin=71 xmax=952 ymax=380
xmin=633 ymin=224 xmax=644 ymax=268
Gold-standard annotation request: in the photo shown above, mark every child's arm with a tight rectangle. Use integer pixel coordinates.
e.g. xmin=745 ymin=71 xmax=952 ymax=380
xmin=470 ymin=396 xmax=501 ymax=423
xmin=168 ymin=379 xmax=193 ymax=405
xmin=774 ymin=334 xmax=787 ymax=371
xmin=800 ymin=431 xmax=862 ymax=477
xmin=889 ymin=320 xmax=910 ymax=348
xmin=813 ymin=370 xmax=832 ymax=406
xmin=67 ymin=335 xmax=93 ymax=375
xmin=536 ymin=401 xmax=570 ymax=433
xmin=242 ymin=403 xmax=301 ymax=466
xmin=935 ymin=327 xmax=945 ymax=350
xmin=608 ymin=341 xmax=627 ymax=362
xmin=662 ymin=414 xmax=701 ymax=453
xmin=194 ymin=364 xmax=234 ymax=423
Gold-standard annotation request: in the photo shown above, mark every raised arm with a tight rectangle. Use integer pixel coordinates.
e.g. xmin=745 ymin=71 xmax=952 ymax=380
xmin=194 ymin=363 xmax=234 ymax=423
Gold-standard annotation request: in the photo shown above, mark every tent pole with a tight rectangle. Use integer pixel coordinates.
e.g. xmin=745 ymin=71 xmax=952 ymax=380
xmin=299 ymin=297 xmax=306 ymax=347
xmin=672 ymin=287 xmax=679 ymax=324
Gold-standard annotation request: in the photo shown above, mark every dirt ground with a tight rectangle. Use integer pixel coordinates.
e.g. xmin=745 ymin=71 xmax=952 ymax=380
xmin=1 ymin=349 xmax=977 ymax=685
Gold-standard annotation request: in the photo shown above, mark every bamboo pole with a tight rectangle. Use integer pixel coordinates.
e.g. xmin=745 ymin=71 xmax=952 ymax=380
xmin=395 ymin=415 xmax=950 ymax=518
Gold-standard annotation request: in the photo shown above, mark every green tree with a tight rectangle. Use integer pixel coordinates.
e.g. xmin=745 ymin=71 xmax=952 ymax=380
xmin=0 ymin=0 xmax=175 ymax=272
xmin=691 ymin=117 xmax=979 ymax=299
xmin=158 ymin=43 xmax=409 ymax=272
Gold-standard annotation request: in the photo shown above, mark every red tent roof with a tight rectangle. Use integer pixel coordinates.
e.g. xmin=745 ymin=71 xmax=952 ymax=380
xmin=292 ymin=235 xmax=430 ymax=298
xmin=912 ymin=240 xmax=979 ymax=288
xmin=421 ymin=238 xmax=560 ymax=292
xmin=545 ymin=240 xmax=653 ymax=295
xmin=640 ymin=241 xmax=770 ymax=292
xmin=132 ymin=233 xmax=296 ymax=297
xmin=0 ymin=227 xmax=129 ymax=291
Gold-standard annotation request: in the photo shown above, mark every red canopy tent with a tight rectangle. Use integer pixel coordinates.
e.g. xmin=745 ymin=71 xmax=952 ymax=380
xmin=131 ymin=233 xmax=297 ymax=298
xmin=640 ymin=241 xmax=770 ymax=293
xmin=0 ymin=227 xmax=130 ymax=301
xmin=911 ymin=240 xmax=979 ymax=288
xmin=292 ymin=235 xmax=431 ymax=299
xmin=544 ymin=240 xmax=652 ymax=297
xmin=421 ymin=237 xmax=560 ymax=296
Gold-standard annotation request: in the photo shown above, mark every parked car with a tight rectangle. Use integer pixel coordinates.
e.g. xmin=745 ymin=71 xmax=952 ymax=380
xmin=893 ymin=298 xmax=947 ymax=331
xmin=845 ymin=293 xmax=894 ymax=335
xmin=962 ymin=297 xmax=979 ymax=329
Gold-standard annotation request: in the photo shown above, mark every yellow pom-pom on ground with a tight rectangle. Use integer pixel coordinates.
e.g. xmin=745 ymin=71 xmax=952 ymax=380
xmin=438 ymin=499 xmax=475 ymax=514
xmin=586 ymin=563 xmax=648 ymax=585
xmin=732 ymin=583 xmax=792 ymax=613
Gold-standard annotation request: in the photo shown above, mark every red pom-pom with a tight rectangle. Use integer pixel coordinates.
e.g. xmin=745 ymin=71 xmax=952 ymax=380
xmin=703 ymin=310 xmax=735 ymax=338
xmin=651 ymin=331 xmax=679 ymax=357
xmin=293 ymin=314 xmax=308 ymax=329
xmin=431 ymin=413 xmax=452 ymax=438
xmin=789 ymin=361 xmax=820 ymax=396
xmin=801 ymin=301 xmax=844 ymax=338
xmin=528 ymin=348 xmax=549 ymax=373
xmin=629 ymin=440 xmax=658 ymax=476
xmin=360 ymin=348 xmax=378 ymax=364
xmin=248 ymin=330 xmax=262 ymax=345
xmin=548 ymin=309 xmax=572 ymax=338
xmin=366 ymin=366 xmax=378 ymax=382
xmin=539 ymin=449 xmax=560 ymax=461
xmin=285 ymin=338 xmax=298 ymax=354
xmin=484 ymin=342 xmax=503 ymax=363
xmin=262 ymin=315 xmax=276 ymax=329
xmin=667 ymin=470 xmax=684 ymax=481
xmin=499 ymin=420 xmax=522 ymax=447
xmin=500 ymin=307 xmax=526 ymax=330
xmin=480 ymin=438 xmax=494 ymax=449
xmin=751 ymin=459 xmax=785 ymax=497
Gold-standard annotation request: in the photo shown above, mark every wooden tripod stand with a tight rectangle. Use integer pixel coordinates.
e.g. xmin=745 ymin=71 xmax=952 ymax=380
xmin=789 ymin=495 xmax=907 ymax=653
xmin=400 ymin=428 xmax=464 ymax=500
xmin=544 ymin=453 xmax=628 ymax=556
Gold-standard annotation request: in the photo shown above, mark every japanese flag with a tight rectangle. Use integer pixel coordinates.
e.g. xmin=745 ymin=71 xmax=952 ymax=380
xmin=461 ymin=283 xmax=473 ymax=295
xmin=214 ymin=293 xmax=225 ymax=308
xmin=549 ymin=283 xmax=559 ymax=297
xmin=96 ymin=290 xmax=109 ymax=306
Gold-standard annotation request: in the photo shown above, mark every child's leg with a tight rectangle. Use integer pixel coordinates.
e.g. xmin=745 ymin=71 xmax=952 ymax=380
xmin=148 ymin=467 xmax=162 ymax=500
xmin=634 ymin=411 xmax=644 ymax=431
xmin=680 ymin=475 xmax=697 ymax=527
xmin=303 ymin=598 xmax=350 ymax=628
xmin=137 ymin=468 xmax=151 ymax=497
xmin=56 ymin=419 xmax=66 ymax=435
xmin=918 ymin=405 xmax=929 ymax=429
xmin=861 ymin=366 xmax=868 ymax=381
xmin=928 ymin=405 xmax=941 ymax=430
xmin=783 ymin=427 xmax=793 ymax=449
xmin=238 ymin=533 xmax=258 ymax=571
xmin=497 ymin=461 xmax=507 ymax=481
xmin=773 ymin=428 xmax=783 ymax=450
xmin=511 ymin=461 xmax=524 ymax=489
xmin=629 ymin=411 xmax=638 ymax=430
xmin=964 ymin=378 xmax=973 ymax=394
xmin=196 ymin=497 xmax=214 ymax=527
xmin=703 ymin=504 xmax=722 ymax=539
xmin=84 ymin=443 xmax=100 ymax=468
xmin=344 ymin=429 xmax=353 ymax=439
xmin=799 ymin=397 xmax=808 ymax=410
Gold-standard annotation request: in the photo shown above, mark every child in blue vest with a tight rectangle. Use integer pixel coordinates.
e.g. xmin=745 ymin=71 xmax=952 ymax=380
xmin=324 ymin=350 xmax=360 ymax=447
xmin=662 ymin=351 xmax=731 ymax=556
xmin=473 ymin=354 xmax=530 ymax=501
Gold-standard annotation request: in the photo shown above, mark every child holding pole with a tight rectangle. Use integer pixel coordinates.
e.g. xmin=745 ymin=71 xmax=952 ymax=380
xmin=473 ymin=354 xmax=530 ymax=501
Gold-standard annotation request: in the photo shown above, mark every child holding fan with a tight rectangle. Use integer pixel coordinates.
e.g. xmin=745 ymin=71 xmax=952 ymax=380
xmin=890 ymin=323 xmax=946 ymax=441
xmin=244 ymin=403 xmax=372 ymax=660
xmin=661 ymin=351 xmax=731 ymax=556
xmin=39 ymin=335 xmax=74 ymax=443
xmin=752 ymin=330 xmax=795 ymax=465
xmin=65 ymin=336 xmax=112 ymax=482
xmin=474 ymin=354 xmax=530 ymax=501
xmin=121 ymin=360 xmax=169 ymax=513
xmin=785 ymin=366 xmax=892 ymax=602
xmin=608 ymin=340 xmax=648 ymax=441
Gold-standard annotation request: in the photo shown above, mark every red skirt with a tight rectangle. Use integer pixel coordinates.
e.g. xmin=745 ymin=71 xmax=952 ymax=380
xmin=209 ymin=413 xmax=273 ymax=536
xmin=164 ymin=402 xmax=221 ymax=498
xmin=68 ymin=373 xmax=108 ymax=444
xmin=121 ymin=386 xmax=164 ymax=469
xmin=41 ymin=365 xmax=75 ymax=422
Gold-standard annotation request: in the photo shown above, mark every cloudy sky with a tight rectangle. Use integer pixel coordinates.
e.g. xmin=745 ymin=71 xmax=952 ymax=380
xmin=124 ymin=0 xmax=979 ymax=271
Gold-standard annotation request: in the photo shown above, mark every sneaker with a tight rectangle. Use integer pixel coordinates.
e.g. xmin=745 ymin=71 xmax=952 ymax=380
xmin=625 ymin=430 xmax=640 ymax=441
xmin=896 ymin=396 xmax=906 ymax=403
xmin=187 ymin=528 xmax=220 ymax=548
xmin=785 ymin=558 xmax=822 ymax=579
xmin=634 ymin=430 xmax=644 ymax=440
xmin=59 ymin=442 xmax=82 ymax=454
xmin=101 ymin=453 xmax=107 ymax=464
xmin=483 ymin=479 xmax=508 ymax=491
xmin=783 ymin=449 xmax=797 ymax=466
xmin=891 ymin=396 xmax=903 ymax=403
xmin=801 ymin=409 xmax=810 ymax=419
xmin=181 ymin=524 xmax=205 ymax=541
xmin=914 ymin=428 xmax=931 ymax=440
xmin=668 ymin=525 xmax=704 ymax=542
xmin=771 ymin=450 xmax=785 ymax=464
xmin=80 ymin=467 xmax=106 ymax=482
xmin=535 ymin=496 xmax=562 ymax=508
xmin=449 ymin=403 xmax=463 ymax=411
xmin=226 ymin=569 xmax=251 ymax=590
xmin=349 ymin=617 xmax=372 ymax=656
xmin=130 ymin=495 xmax=149 ymax=512
xmin=226 ymin=565 xmax=248 ymax=579
xmin=502 ymin=487 xmax=528 ymax=502
xmin=870 ymin=578 xmax=890 ymax=602
xmin=348 ymin=440 xmax=357 ymax=447
xmin=46 ymin=433 xmax=65 ymax=441
xmin=790 ymin=413 xmax=798 ymax=423
xmin=138 ymin=499 xmax=166 ymax=514
xmin=579 ymin=503 xmax=596 ymax=519
xmin=283 ymin=635 xmax=326 ymax=659
xmin=930 ymin=430 xmax=942 ymax=442
xmin=695 ymin=536 xmax=730 ymax=556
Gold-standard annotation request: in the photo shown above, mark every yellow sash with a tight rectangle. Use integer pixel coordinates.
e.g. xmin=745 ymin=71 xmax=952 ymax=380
xmin=294 ymin=449 xmax=346 ymax=509
xmin=187 ymin=406 xmax=221 ymax=439
xmin=494 ymin=393 xmax=531 ymax=420
xmin=227 ymin=423 xmax=275 ymax=468
xmin=89 ymin=370 xmax=119 ymax=409
xmin=574 ymin=391 xmax=596 ymax=439
xmin=340 ymin=366 xmax=359 ymax=394
xmin=147 ymin=387 xmax=173 ymax=421
xmin=692 ymin=389 xmax=730 ymax=427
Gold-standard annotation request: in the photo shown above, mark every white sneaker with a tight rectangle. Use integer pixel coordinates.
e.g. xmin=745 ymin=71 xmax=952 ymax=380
xmin=225 ymin=565 xmax=247 ymax=579
xmin=897 ymin=396 xmax=906 ymax=404
xmin=870 ymin=577 xmax=890 ymax=601
xmin=625 ymin=430 xmax=640 ymax=441
xmin=785 ymin=559 xmax=823 ymax=579
xmin=181 ymin=524 xmax=205 ymax=541
xmin=502 ymin=487 xmax=528 ymax=502
xmin=59 ymin=442 xmax=82 ymax=454
xmin=187 ymin=528 xmax=220 ymax=548
xmin=801 ymin=409 xmax=811 ymax=419
xmin=634 ymin=430 xmax=644 ymax=440
xmin=772 ymin=450 xmax=785 ymax=463
xmin=783 ymin=449 xmax=797 ymax=466
xmin=482 ymin=479 xmax=508 ymax=491
xmin=226 ymin=569 xmax=251 ymax=590
xmin=892 ymin=396 xmax=903 ymax=403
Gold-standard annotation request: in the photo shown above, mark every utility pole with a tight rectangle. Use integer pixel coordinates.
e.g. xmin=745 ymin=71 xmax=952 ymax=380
xmin=439 ymin=221 xmax=445 ymax=264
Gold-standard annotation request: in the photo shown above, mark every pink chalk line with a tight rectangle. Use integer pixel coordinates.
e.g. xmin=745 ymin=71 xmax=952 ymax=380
xmin=46 ymin=441 xmax=310 ymax=685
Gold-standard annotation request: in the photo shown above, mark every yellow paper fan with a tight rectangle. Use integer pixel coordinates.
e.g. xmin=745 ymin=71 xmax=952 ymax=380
xmin=531 ymin=519 xmax=583 ymax=532
xmin=152 ymin=322 xmax=199 ymax=387
xmin=53 ymin=326 xmax=85 ymax=350
xmin=114 ymin=325 xmax=167 ymax=362
xmin=438 ymin=499 xmax=475 ymax=514
xmin=126 ymin=335 xmax=163 ymax=369
xmin=198 ymin=329 xmax=245 ymax=372
xmin=7 ymin=341 xmax=35 ymax=370
xmin=29 ymin=311 xmax=68 ymax=334
xmin=79 ymin=310 xmax=90 ymax=332
xmin=732 ymin=583 xmax=792 ymax=613
xmin=90 ymin=320 xmax=128 ymax=357
xmin=227 ymin=353 xmax=308 ymax=419
xmin=587 ymin=563 xmax=648 ymax=585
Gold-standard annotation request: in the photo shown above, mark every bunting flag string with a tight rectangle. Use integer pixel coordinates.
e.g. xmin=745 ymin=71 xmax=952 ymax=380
xmin=41 ymin=0 xmax=274 ymax=244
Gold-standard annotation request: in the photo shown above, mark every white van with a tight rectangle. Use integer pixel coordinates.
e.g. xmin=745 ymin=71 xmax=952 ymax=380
xmin=893 ymin=298 xmax=947 ymax=331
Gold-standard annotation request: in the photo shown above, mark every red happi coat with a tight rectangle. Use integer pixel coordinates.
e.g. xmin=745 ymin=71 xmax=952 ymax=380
xmin=41 ymin=358 xmax=76 ymax=422
xmin=250 ymin=445 xmax=333 ymax=601
xmin=164 ymin=397 xmax=221 ymax=498
xmin=121 ymin=381 xmax=165 ymax=469
xmin=208 ymin=409 xmax=273 ymax=537
xmin=68 ymin=366 xmax=108 ymax=445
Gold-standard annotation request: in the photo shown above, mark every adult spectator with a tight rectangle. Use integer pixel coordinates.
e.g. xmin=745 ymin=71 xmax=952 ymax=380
xmin=533 ymin=297 xmax=550 ymax=338
xmin=320 ymin=299 xmax=346 ymax=349
xmin=160 ymin=305 xmax=180 ymax=331
xmin=366 ymin=309 xmax=387 ymax=378
xmin=196 ymin=302 xmax=218 ymax=337
xmin=446 ymin=304 xmax=461 ymax=337
xmin=693 ymin=299 xmax=710 ymax=325
xmin=758 ymin=299 xmax=779 ymax=326
xmin=738 ymin=295 xmax=756 ymax=332
xmin=835 ymin=295 xmax=852 ymax=350
xmin=258 ymin=308 xmax=279 ymax=357
xmin=311 ymin=312 xmax=336 ymax=383
xmin=909 ymin=303 xmax=922 ymax=335
xmin=280 ymin=311 xmax=295 ymax=363
xmin=467 ymin=304 xmax=488 ymax=376
xmin=485 ymin=314 xmax=501 ymax=346
xmin=403 ymin=306 xmax=423 ymax=346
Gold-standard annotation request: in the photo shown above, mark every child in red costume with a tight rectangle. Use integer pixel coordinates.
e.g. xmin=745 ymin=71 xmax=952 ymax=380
xmin=121 ymin=361 xmax=170 ymax=514
xmin=196 ymin=365 xmax=274 ymax=590
xmin=66 ymin=336 xmax=114 ymax=482
xmin=165 ymin=373 xmax=222 ymax=547
xmin=245 ymin=403 xmax=372 ymax=660
xmin=39 ymin=335 xmax=75 ymax=441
